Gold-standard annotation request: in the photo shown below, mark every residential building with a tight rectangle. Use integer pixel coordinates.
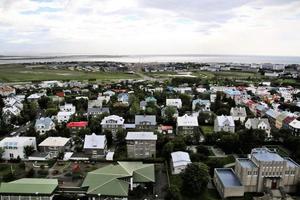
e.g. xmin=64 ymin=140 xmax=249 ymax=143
xmin=0 ymin=136 xmax=37 ymax=160
xmin=245 ymin=118 xmax=271 ymax=137
xmin=101 ymin=115 xmax=125 ymax=138
xmin=192 ymin=99 xmax=211 ymax=112
xmin=67 ymin=121 xmax=88 ymax=132
xmin=176 ymin=114 xmax=199 ymax=135
xmin=27 ymin=93 xmax=44 ymax=102
xmin=35 ymin=117 xmax=55 ymax=135
xmin=0 ymin=178 xmax=58 ymax=200
xmin=289 ymin=118 xmax=300 ymax=136
xmin=134 ymin=115 xmax=157 ymax=131
xmin=166 ymin=98 xmax=182 ymax=109
xmin=275 ymin=112 xmax=289 ymax=129
xmin=214 ymin=147 xmax=300 ymax=198
xmin=59 ymin=103 xmax=76 ymax=113
xmin=265 ymin=109 xmax=280 ymax=129
xmin=171 ymin=151 xmax=191 ymax=174
xmin=0 ymin=86 xmax=16 ymax=96
xmin=126 ymin=132 xmax=157 ymax=158
xmin=230 ymin=107 xmax=247 ymax=123
xmin=57 ymin=103 xmax=76 ymax=123
xmin=38 ymin=137 xmax=71 ymax=158
xmin=117 ymin=93 xmax=129 ymax=104
xmin=87 ymin=107 xmax=109 ymax=117
xmin=83 ymin=133 xmax=107 ymax=158
xmin=214 ymin=115 xmax=235 ymax=133
xmin=82 ymin=161 xmax=155 ymax=199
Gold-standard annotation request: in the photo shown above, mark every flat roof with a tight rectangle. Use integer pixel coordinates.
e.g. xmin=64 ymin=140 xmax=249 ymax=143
xmin=251 ymin=148 xmax=284 ymax=162
xmin=237 ymin=158 xmax=257 ymax=168
xmin=285 ymin=158 xmax=300 ymax=168
xmin=215 ymin=168 xmax=242 ymax=187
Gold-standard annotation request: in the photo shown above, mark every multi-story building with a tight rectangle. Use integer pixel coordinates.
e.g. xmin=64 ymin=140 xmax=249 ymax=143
xmin=0 ymin=136 xmax=37 ymax=160
xmin=125 ymin=132 xmax=157 ymax=158
xmin=230 ymin=107 xmax=247 ymax=123
xmin=214 ymin=115 xmax=235 ymax=133
xmin=38 ymin=137 xmax=71 ymax=158
xmin=35 ymin=117 xmax=56 ymax=135
xmin=134 ymin=115 xmax=157 ymax=131
xmin=214 ymin=147 xmax=300 ymax=198
xmin=245 ymin=118 xmax=271 ymax=137
xmin=289 ymin=118 xmax=300 ymax=136
xmin=101 ymin=115 xmax=124 ymax=139
xmin=83 ymin=133 xmax=107 ymax=158
xmin=176 ymin=114 xmax=199 ymax=135
xmin=166 ymin=99 xmax=182 ymax=109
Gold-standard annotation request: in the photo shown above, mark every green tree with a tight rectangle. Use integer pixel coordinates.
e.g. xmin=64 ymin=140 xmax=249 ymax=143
xmin=0 ymin=147 xmax=4 ymax=160
xmin=164 ymin=106 xmax=176 ymax=122
xmin=38 ymin=96 xmax=50 ymax=109
xmin=162 ymin=141 xmax=174 ymax=159
xmin=165 ymin=185 xmax=182 ymax=200
xmin=24 ymin=146 xmax=35 ymax=157
xmin=181 ymin=163 xmax=209 ymax=197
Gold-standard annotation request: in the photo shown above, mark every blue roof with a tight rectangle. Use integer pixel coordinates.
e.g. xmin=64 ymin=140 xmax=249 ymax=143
xmin=237 ymin=158 xmax=257 ymax=168
xmin=251 ymin=148 xmax=283 ymax=162
xmin=224 ymin=89 xmax=241 ymax=96
xmin=265 ymin=109 xmax=279 ymax=118
xmin=215 ymin=168 xmax=242 ymax=187
xmin=285 ymin=158 xmax=300 ymax=168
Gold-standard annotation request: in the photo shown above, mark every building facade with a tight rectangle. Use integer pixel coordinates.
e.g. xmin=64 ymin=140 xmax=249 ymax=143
xmin=126 ymin=132 xmax=157 ymax=158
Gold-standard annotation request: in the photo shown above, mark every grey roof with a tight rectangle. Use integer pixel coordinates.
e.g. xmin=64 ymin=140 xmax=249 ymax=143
xmin=87 ymin=107 xmax=110 ymax=115
xmin=251 ymin=148 xmax=284 ymax=162
xmin=35 ymin=117 xmax=53 ymax=129
xmin=246 ymin=118 xmax=270 ymax=129
xmin=237 ymin=158 xmax=257 ymax=168
xmin=230 ymin=107 xmax=247 ymax=117
xmin=215 ymin=168 xmax=242 ymax=187
xmin=126 ymin=132 xmax=157 ymax=141
xmin=84 ymin=133 xmax=106 ymax=149
xmin=135 ymin=115 xmax=156 ymax=125
xmin=285 ymin=158 xmax=300 ymax=168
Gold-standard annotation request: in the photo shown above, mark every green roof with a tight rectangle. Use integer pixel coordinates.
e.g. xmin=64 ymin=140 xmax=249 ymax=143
xmin=0 ymin=178 xmax=58 ymax=195
xmin=82 ymin=161 xmax=155 ymax=197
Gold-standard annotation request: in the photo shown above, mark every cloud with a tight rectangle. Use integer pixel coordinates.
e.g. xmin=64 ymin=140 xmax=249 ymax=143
xmin=0 ymin=0 xmax=299 ymax=56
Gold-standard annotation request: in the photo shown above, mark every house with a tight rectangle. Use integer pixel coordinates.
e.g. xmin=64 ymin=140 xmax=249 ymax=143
xmin=126 ymin=132 xmax=157 ymax=158
xmin=134 ymin=115 xmax=157 ymax=131
xmin=2 ymin=106 xmax=22 ymax=123
xmin=117 ymin=93 xmax=129 ymax=104
xmin=245 ymin=118 xmax=271 ymax=137
xmin=103 ymin=90 xmax=115 ymax=97
xmin=57 ymin=104 xmax=76 ymax=123
xmin=171 ymin=151 xmax=191 ymax=174
xmin=0 ymin=136 xmax=37 ymax=160
xmin=230 ymin=107 xmax=247 ymax=123
xmin=38 ymin=137 xmax=71 ymax=158
xmin=255 ymin=104 xmax=268 ymax=117
xmin=0 ymin=178 xmax=58 ymax=200
xmin=224 ymin=88 xmax=241 ymax=98
xmin=214 ymin=115 xmax=235 ymax=133
xmin=27 ymin=93 xmax=44 ymax=102
xmin=88 ymin=99 xmax=103 ymax=108
xmin=83 ymin=133 xmax=107 ymax=158
xmin=101 ymin=115 xmax=125 ymax=138
xmin=67 ymin=121 xmax=88 ymax=132
xmin=40 ymin=80 xmax=63 ymax=88
xmin=166 ymin=98 xmax=182 ymax=109
xmin=275 ymin=112 xmax=290 ymax=129
xmin=214 ymin=147 xmax=300 ymax=198
xmin=145 ymin=96 xmax=157 ymax=104
xmin=192 ymin=99 xmax=211 ymax=112
xmin=265 ymin=109 xmax=280 ymax=129
xmin=176 ymin=114 xmax=199 ymax=135
xmin=0 ymin=86 xmax=15 ymax=96
xmin=87 ymin=107 xmax=110 ymax=117
xmin=289 ymin=118 xmax=300 ymax=136
xmin=35 ymin=117 xmax=55 ymax=135
xmin=282 ymin=116 xmax=297 ymax=130
xmin=158 ymin=125 xmax=174 ymax=135
xmin=82 ymin=162 xmax=155 ymax=198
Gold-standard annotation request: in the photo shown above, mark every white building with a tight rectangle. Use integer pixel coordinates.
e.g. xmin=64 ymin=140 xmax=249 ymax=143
xmin=245 ymin=118 xmax=271 ymax=137
xmin=230 ymin=107 xmax=247 ymax=123
xmin=101 ymin=115 xmax=125 ymax=138
xmin=0 ymin=137 xmax=37 ymax=160
xmin=176 ymin=114 xmax=199 ymax=135
xmin=166 ymin=99 xmax=182 ymax=109
xmin=83 ymin=133 xmax=107 ymax=158
xmin=57 ymin=104 xmax=76 ymax=123
xmin=214 ymin=115 xmax=235 ymax=133
xmin=171 ymin=151 xmax=191 ymax=174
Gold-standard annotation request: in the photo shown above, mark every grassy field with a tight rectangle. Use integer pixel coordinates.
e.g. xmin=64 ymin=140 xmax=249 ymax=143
xmin=0 ymin=65 xmax=140 ymax=82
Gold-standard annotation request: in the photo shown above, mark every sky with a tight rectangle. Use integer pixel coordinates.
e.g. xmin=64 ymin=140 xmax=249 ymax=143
xmin=0 ymin=0 xmax=300 ymax=56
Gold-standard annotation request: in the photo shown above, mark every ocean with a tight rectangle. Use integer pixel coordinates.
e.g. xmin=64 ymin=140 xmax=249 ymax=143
xmin=0 ymin=54 xmax=300 ymax=64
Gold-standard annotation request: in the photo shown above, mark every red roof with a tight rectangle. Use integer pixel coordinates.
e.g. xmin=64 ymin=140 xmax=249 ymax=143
xmin=161 ymin=125 xmax=173 ymax=131
xmin=283 ymin=116 xmax=296 ymax=125
xmin=67 ymin=121 xmax=88 ymax=128
xmin=56 ymin=92 xmax=65 ymax=97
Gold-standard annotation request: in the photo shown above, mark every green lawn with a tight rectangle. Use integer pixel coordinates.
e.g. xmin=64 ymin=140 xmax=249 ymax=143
xmin=0 ymin=65 xmax=140 ymax=82
xmin=0 ymin=163 xmax=26 ymax=182
xmin=201 ymin=126 xmax=214 ymax=135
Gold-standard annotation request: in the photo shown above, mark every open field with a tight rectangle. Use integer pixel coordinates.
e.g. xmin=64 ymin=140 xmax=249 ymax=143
xmin=0 ymin=65 xmax=140 ymax=82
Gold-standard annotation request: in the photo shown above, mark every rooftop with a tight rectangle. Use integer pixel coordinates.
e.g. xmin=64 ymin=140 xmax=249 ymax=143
xmin=84 ymin=133 xmax=106 ymax=149
xmin=237 ymin=158 xmax=257 ymax=168
xmin=177 ymin=114 xmax=198 ymax=127
xmin=126 ymin=132 xmax=157 ymax=141
xmin=251 ymin=148 xmax=284 ymax=162
xmin=39 ymin=137 xmax=70 ymax=147
xmin=215 ymin=168 xmax=243 ymax=187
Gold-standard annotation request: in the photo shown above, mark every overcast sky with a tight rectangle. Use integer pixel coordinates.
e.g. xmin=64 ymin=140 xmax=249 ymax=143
xmin=0 ymin=0 xmax=300 ymax=56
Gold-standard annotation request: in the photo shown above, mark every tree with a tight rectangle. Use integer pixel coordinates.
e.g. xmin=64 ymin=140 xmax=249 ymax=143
xmin=164 ymin=106 xmax=176 ymax=122
xmin=38 ymin=96 xmax=50 ymax=109
xmin=217 ymin=132 xmax=239 ymax=154
xmin=104 ymin=130 xmax=113 ymax=148
xmin=162 ymin=141 xmax=174 ymax=159
xmin=165 ymin=185 xmax=182 ymax=200
xmin=24 ymin=146 xmax=35 ymax=157
xmin=181 ymin=163 xmax=209 ymax=197
xmin=116 ymin=129 xmax=126 ymax=144
xmin=173 ymin=136 xmax=187 ymax=151
xmin=0 ymin=147 xmax=4 ymax=160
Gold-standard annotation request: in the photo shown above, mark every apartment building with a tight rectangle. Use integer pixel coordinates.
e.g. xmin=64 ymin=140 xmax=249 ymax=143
xmin=126 ymin=132 xmax=157 ymax=158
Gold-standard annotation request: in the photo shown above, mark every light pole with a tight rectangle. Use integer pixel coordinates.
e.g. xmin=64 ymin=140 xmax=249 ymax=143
xmin=97 ymin=193 xmax=101 ymax=200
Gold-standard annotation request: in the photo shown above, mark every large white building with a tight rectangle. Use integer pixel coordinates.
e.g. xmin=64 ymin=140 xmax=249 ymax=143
xmin=214 ymin=115 xmax=235 ymax=133
xmin=176 ymin=114 xmax=199 ymax=135
xmin=101 ymin=115 xmax=125 ymax=138
xmin=57 ymin=104 xmax=76 ymax=123
xmin=171 ymin=151 xmax=191 ymax=174
xmin=35 ymin=117 xmax=55 ymax=135
xmin=0 ymin=137 xmax=37 ymax=160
